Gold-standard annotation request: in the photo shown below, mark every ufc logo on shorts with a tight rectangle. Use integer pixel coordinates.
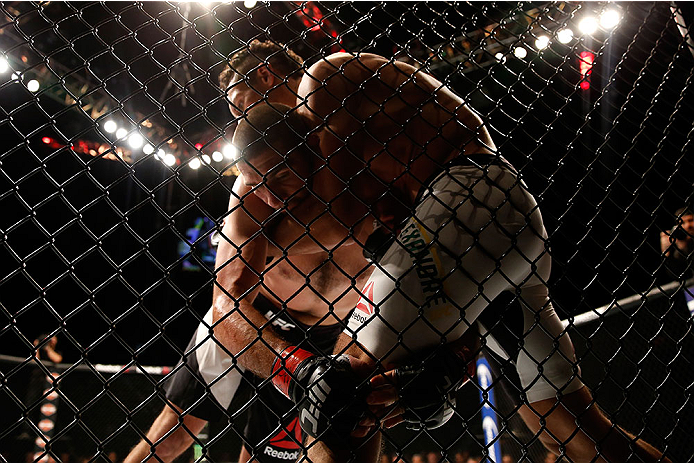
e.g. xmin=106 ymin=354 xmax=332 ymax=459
xmin=301 ymin=378 xmax=331 ymax=435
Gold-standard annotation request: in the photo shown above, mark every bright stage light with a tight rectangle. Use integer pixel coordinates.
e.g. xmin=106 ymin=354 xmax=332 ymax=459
xmin=116 ymin=128 xmax=128 ymax=140
xmin=11 ymin=72 xmax=19 ymax=81
xmin=535 ymin=35 xmax=550 ymax=50
xmin=557 ymin=28 xmax=574 ymax=44
xmin=189 ymin=158 xmax=201 ymax=170
xmin=164 ymin=154 xmax=176 ymax=166
xmin=27 ymin=79 xmax=40 ymax=92
xmin=156 ymin=149 xmax=166 ymax=160
xmin=202 ymin=154 xmax=211 ymax=164
xmin=142 ymin=144 xmax=154 ymax=155
xmin=0 ymin=57 xmax=8 ymax=73
xmin=514 ymin=47 xmax=527 ymax=59
xmin=222 ymin=144 xmax=237 ymax=159
xmin=103 ymin=120 xmax=117 ymax=133
xmin=212 ymin=151 xmax=223 ymax=163
xmin=600 ymin=9 xmax=621 ymax=30
xmin=494 ymin=52 xmax=505 ymax=62
xmin=128 ymin=133 xmax=144 ymax=149
xmin=578 ymin=17 xmax=598 ymax=36
xmin=244 ymin=0 xmax=257 ymax=8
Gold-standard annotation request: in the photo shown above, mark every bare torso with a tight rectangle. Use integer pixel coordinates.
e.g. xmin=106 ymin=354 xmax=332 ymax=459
xmin=260 ymin=245 xmax=372 ymax=325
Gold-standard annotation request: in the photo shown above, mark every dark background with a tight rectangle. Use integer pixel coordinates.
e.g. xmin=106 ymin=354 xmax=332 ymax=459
xmin=1 ymin=1 xmax=694 ymax=461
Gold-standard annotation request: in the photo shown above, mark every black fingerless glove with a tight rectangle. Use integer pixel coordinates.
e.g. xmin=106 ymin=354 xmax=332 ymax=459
xmin=395 ymin=345 xmax=476 ymax=430
xmin=272 ymin=347 xmax=367 ymax=440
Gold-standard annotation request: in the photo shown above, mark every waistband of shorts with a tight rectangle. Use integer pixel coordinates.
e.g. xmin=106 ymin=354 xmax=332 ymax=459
xmin=253 ymin=293 xmax=344 ymax=336
xmin=414 ymin=153 xmax=514 ymax=204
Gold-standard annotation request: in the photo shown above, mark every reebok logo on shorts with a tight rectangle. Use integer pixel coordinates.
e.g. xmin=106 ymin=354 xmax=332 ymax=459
xmin=268 ymin=417 xmax=302 ymax=449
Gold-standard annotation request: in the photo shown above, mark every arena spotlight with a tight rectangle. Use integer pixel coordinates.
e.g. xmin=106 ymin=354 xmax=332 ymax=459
xmin=514 ymin=47 xmax=528 ymax=59
xmin=578 ymin=17 xmax=599 ymax=36
xmin=103 ymin=120 xmax=118 ymax=133
xmin=156 ymin=149 xmax=166 ymax=160
xmin=222 ymin=144 xmax=237 ymax=159
xmin=164 ymin=154 xmax=176 ymax=166
xmin=128 ymin=133 xmax=144 ymax=149
xmin=557 ymin=28 xmax=574 ymax=44
xmin=535 ymin=35 xmax=550 ymax=50
xmin=142 ymin=144 xmax=155 ymax=155
xmin=202 ymin=154 xmax=211 ymax=164
xmin=494 ymin=52 xmax=506 ymax=63
xmin=212 ymin=151 xmax=223 ymax=163
xmin=0 ymin=57 xmax=7 ymax=73
xmin=115 ymin=128 xmax=128 ymax=140
xmin=11 ymin=72 xmax=19 ymax=80
xmin=189 ymin=158 xmax=202 ymax=170
xmin=244 ymin=0 xmax=257 ymax=8
xmin=600 ymin=9 xmax=621 ymax=30
xmin=27 ymin=79 xmax=40 ymax=92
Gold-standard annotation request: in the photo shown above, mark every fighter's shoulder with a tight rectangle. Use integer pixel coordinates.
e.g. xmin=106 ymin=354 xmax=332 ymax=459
xmin=304 ymin=52 xmax=386 ymax=79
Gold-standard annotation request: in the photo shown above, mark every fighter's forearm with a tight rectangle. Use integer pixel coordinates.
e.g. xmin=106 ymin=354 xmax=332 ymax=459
xmin=212 ymin=295 xmax=290 ymax=378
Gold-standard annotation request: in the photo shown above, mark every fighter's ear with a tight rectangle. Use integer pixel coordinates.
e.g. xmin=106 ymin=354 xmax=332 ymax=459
xmin=254 ymin=64 xmax=276 ymax=89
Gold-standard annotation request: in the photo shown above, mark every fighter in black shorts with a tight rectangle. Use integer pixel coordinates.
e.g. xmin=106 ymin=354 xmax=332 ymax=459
xmin=162 ymin=294 xmax=344 ymax=463
xmin=121 ymin=40 xmax=376 ymax=463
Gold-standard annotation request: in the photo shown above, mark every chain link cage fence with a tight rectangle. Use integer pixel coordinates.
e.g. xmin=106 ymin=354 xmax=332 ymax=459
xmin=1 ymin=1 xmax=694 ymax=462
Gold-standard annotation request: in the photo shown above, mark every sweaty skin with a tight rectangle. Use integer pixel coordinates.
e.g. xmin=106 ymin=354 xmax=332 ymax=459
xmin=257 ymin=52 xmax=497 ymax=252
xmin=232 ymin=53 xmax=671 ymax=463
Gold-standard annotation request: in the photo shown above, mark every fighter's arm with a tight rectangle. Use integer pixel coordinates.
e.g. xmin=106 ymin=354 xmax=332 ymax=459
xmin=212 ymin=178 xmax=292 ymax=378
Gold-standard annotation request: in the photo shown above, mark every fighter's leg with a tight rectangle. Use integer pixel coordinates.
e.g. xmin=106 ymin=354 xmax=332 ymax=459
xmin=123 ymin=403 xmax=207 ymax=463
xmin=238 ymin=445 xmax=254 ymax=463
xmin=509 ymin=284 xmax=667 ymax=462
xmin=519 ymin=387 xmax=669 ymax=463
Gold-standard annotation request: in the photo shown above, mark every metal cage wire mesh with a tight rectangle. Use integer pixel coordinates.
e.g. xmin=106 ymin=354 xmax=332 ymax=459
xmin=1 ymin=2 xmax=694 ymax=462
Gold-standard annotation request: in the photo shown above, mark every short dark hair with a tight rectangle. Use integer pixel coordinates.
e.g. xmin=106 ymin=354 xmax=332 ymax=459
xmin=233 ymin=103 xmax=309 ymax=160
xmin=219 ymin=40 xmax=304 ymax=90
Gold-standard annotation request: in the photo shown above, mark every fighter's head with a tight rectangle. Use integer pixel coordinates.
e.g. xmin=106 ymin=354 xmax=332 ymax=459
xmin=219 ymin=40 xmax=304 ymax=118
xmin=232 ymin=104 xmax=318 ymax=209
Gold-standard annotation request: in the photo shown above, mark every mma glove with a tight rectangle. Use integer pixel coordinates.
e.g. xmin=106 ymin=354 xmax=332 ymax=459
xmin=395 ymin=344 xmax=476 ymax=430
xmin=272 ymin=346 xmax=367 ymax=440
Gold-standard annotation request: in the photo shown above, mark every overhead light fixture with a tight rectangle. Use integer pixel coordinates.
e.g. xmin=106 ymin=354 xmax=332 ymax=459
xmin=0 ymin=57 xmax=8 ymax=73
xmin=578 ymin=17 xmax=599 ymax=36
xmin=142 ymin=144 xmax=155 ymax=155
xmin=494 ymin=52 xmax=505 ymax=62
xmin=164 ymin=154 xmax=176 ymax=166
xmin=222 ymin=144 xmax=237 ymax=160
xmin=115 ymin=128 xmax=128 ymax=140
xmin=535 ymin=35 xmax=550 ymax=50
xmin=202 ymin=154 xmax=211 ymax=164
xmin=514 ymin=47 xmax=528 ymax=59
xmin=103 ymin=120 xmax=118 ymax=133
xmin=600 ymin=9 xmax=621 ymax=30
xmin=27 ymin=79 xmax=40 ymax=92
xmin=557 ymin=28 xmax=574 ymax=44
xmin=189 ymin=158 xmax=201 ymax=170
xmin=128 ymin=133 xmax=144 ymax=149
xmin=212 ymin=151 xmax=223 ymax=163
xmin=244 ymin=0 xmax=257 ymax=8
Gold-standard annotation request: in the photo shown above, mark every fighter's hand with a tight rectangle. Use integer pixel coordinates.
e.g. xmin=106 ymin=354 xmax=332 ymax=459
xmin=272 ymin=347 xmax=368 ymax=440
xmin=363 ymin=345 xmax=477 ymax=431
xmin=358 ymin=370 xmax=404 ymax=434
